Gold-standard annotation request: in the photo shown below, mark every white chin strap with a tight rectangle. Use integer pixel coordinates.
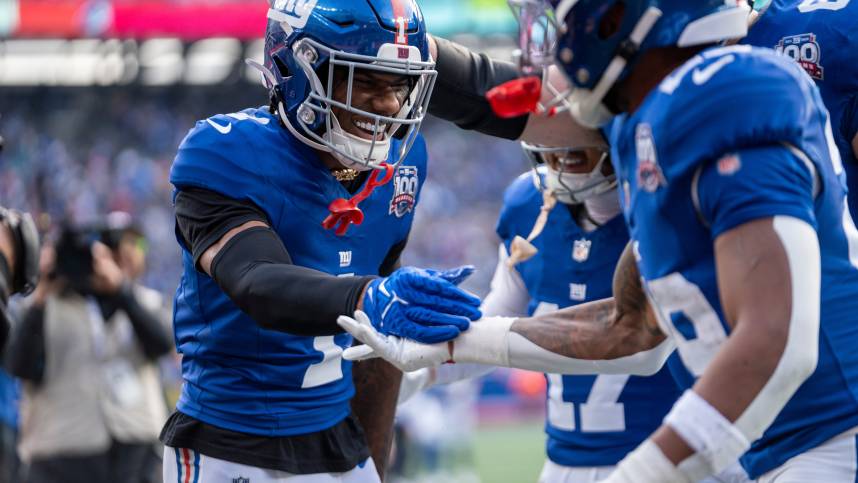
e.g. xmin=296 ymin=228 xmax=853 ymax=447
xmin=325 ymin=113 xmax=392 ymax=171
xmin=566 ymin=7 xmax=664 ymax=128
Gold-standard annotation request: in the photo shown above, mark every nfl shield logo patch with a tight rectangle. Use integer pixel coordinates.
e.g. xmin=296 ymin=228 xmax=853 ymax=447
xmin=390 ymin=166 xmax=418 ymax=218
xmin=572 ymin=239 xmax=591 ymax=262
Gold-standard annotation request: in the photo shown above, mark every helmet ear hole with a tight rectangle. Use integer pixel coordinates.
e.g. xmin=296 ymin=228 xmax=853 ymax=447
xmin=598 ymin=2 xmax=626 ymax=40
xmin=273 ymin=56 xmax=290 ymax=77
xmin=599 ymin=1 xmax=626 ymax=40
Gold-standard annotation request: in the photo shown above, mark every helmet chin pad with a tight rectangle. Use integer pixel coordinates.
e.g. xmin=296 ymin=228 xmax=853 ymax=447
xmin=326 ymin=113 xmax=391 ymax=171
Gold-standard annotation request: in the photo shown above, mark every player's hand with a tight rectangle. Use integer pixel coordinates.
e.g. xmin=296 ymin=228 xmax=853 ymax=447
xmin=360 ymin=265 xmax=481 ymax=344
xmin=338 ymin=310 xmax=453 ymax=372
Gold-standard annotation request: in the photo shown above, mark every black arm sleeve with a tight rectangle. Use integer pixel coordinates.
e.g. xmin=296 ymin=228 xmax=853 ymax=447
xmin=114 ymin=284 xmax=173 ymax=360
xmin=428 ymin=36 xmax=529 ymax=140
xmin=6 ymin=305 xmax=46 ymax=383
xmin=174 ymin=188 xmax=269 ymax=267
xmin=210 ymin=227 xmax=374 ymax=336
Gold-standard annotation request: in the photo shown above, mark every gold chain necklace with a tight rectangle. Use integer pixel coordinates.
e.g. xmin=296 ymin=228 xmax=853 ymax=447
xmin=331 ymin=168 xmax=359 ymax=182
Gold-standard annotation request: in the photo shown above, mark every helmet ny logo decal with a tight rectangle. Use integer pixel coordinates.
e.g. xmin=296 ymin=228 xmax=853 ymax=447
xmin=273 ymin=0 xmax=318 ymax=28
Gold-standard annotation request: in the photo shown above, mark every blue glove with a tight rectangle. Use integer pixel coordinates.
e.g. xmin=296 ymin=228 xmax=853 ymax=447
xmin=361 ymin=265 xmax=482 ymax=344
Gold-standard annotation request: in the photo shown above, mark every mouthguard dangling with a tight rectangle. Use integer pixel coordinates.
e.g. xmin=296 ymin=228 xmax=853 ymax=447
xmin=322 ymin=163 xmax=395 ymax=236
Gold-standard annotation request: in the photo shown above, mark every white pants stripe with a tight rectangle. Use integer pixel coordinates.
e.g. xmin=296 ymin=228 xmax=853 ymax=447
xmin=163 ymin=446 xmax=381 ymax=483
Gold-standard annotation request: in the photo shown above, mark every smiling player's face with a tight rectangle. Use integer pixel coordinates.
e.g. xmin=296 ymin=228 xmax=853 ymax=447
xmin=329 ymin=69 xmax=411 ymax=141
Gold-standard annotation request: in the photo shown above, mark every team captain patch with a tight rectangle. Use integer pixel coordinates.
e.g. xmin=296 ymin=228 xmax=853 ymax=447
xmin=390 ymin=165 xmax=418 ymax=217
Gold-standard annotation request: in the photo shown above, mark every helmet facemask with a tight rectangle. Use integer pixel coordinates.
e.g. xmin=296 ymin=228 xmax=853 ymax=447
xmin=280 ymin=37 xmax=437 ymax=171
xmin=522 ymin=142 xmax=616 ymax=204
xmin=508 ymin=0 xmax=628 ymax=127
xmin=509 ymin=0 xmax=561 ymax=76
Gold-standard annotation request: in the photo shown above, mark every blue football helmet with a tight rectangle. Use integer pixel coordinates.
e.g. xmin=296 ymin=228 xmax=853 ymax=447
xmin=514 ymin=0 xmax=750 ymax=127
xmin=254 ymin=0 xmax=437 ymax=170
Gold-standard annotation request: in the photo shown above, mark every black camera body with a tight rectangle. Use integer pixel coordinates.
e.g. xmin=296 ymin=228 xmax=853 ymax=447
xmin=54 ymin=223 xmax=125 ymax=292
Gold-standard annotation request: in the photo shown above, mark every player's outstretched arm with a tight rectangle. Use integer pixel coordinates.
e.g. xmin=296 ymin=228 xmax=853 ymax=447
xmin=340 ymin=243 xmax=674 ymax=376
xmin=176 ymin=188 xmax=481 ymax=342
xmin=427 ymin=35 xmax=600 ymax=147
xmin=510 ymin=242 xmax=665 ymax=362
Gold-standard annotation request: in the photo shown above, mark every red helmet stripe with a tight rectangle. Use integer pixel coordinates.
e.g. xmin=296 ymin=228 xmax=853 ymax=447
xmin=392 ymin=0 xmax=409 ymax=45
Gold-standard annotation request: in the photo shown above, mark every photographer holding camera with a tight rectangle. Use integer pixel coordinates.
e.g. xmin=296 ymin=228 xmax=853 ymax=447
xmin=0 ymin=205 xmax=40 ymax=483
xmin=6 ymin=214 xmax=172 ymax=483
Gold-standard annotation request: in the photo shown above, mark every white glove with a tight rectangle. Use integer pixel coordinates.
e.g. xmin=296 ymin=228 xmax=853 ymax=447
xmin=339 ymin=310 xmax=452 ymax=372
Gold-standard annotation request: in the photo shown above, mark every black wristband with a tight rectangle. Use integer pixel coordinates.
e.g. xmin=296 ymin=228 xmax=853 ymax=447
xmin=429 ymin=36 xmax=529 ymax=140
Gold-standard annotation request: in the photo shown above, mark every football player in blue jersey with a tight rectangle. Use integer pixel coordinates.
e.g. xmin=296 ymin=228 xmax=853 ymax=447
xmin=743 ymin=0 xmax=858 ymax=218
xmin=399 ymin=139 xmax=685 ymax=483
xmin=339 ymin=1 xmax=858 ymax=482
xmin=159 ymin=1 xmax=483 ymax=482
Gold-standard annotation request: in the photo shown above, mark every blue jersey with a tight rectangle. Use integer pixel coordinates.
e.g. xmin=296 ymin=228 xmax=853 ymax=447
xmin=610 ymin=45 xmax=858 ymax=478
xmin=743 ymin=0 xmax=858 ymax=217
xmin=169 ymin=107 xmax=426 ymax=436
xmin=495 ymin=172 xmax=681 ymax=467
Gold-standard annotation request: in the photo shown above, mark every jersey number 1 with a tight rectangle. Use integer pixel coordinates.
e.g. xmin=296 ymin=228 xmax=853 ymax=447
xmin=301 ymin=273 xmax=353 ymax=388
